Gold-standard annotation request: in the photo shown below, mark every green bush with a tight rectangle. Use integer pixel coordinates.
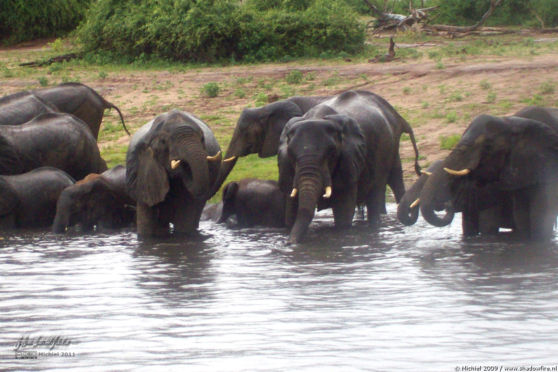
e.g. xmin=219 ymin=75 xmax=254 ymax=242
xmin=201 ymin=83 xmax=220 ymax=98
xmin=77 ymin=0 xmax=365 ymax=63
xmin=0 ymin=0 xmax=91 ymax=44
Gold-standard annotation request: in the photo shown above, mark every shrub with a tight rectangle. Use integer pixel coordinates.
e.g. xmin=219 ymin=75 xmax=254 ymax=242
xmin=440 ymin=134 xmax=461 ymax=150
xmin=285 ymin=70 xmax=304 ymax=84
xmin=77 ymin=0 xmax=365 ymax=63
xmin=201 ymin=83 xmax=220 ymax=98
xmin=0 ymin=0 xmax=91 ymax=44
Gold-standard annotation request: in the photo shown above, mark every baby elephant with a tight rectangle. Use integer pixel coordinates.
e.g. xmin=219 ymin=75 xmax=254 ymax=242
xmin=53 ymin=165 xmax=135 ymax=233
xmin=219 ymin=179 xmax=286 ymax=227
xmin=0 ymin=167 xmax=75 ymax=229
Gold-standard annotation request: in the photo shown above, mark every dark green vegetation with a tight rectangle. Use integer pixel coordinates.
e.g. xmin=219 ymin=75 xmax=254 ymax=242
xmin=0 ymin=0 xmax=91 ymax=44
xmin=77 ymin=0 xmax=365 ymax=63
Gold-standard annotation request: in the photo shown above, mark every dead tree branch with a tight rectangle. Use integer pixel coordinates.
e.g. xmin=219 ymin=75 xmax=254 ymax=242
xmin=426 ymin=0 xmax=504 ymax=33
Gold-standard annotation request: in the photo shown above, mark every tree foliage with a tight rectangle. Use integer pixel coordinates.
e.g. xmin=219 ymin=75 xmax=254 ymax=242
xmin=0 ymin=0 xmax=91 ymax=44
xmin=77 ymin=0 xmax=365 ymax=63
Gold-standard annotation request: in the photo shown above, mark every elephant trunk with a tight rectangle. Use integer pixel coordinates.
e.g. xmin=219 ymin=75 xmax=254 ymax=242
xmin=52 ymin=193 xmax=73 ymax=233
xmin=420 ymin=167 xmax=455 ymax=227
xmin=178 ymin=138 xmax=211 ymax=200
xmin=397 ymin=174 xmax=429 ymax=226
xmin=210 ymin=132 xmax=245 ymax=197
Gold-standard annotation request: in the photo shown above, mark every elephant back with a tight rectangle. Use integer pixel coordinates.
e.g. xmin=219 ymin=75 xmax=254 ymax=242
xmin=0 ymin=92 xmax=58 ymax=125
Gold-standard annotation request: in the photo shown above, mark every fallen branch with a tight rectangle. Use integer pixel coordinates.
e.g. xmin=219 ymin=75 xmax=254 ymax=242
xmin=427 ymin=0 xmax=503 ymax=33
xmin=19 ymin=52 xmax=82 ymax=67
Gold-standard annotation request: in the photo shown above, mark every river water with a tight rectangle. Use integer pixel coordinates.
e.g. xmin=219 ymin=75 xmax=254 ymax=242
xmin=1 ymin=204 xmax=557 ymax=371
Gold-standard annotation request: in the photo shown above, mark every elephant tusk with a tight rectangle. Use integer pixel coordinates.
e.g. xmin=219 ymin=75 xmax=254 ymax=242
xmin=410 ymin=198 xmax=420 ymax=209
xmin=323 ymin=186 xmax=332 ymax=199
xmin=421 ymin=170 xmax=432 ymax=176
xmin=290 ymin=188 xmax=298 ymax=198
xmin=223 ymin=156 xmax=237 ymax=163
xmin=207 ymin=151 xmax=222 ymax=162
xmin=444 ymin=167 xmax=470 ymax=176
xmin=171 ymin=159 xmax=181 ymax=169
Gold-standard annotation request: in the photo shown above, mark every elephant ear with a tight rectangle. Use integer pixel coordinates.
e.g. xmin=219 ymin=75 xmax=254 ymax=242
xmin=222 ymin=182 xmax=239 ymax=202
xmin=0 ymin=178 xmax=18 ymax=217
xmin=325 ymin=114 xmax=367 ymax=184
xmin=260 ymin=101 xmax=304 ymax=157
xmin=127 ymin=144 xmax=169 ymax=206
xmin=500 ymin=118 xmax=558 ymax=190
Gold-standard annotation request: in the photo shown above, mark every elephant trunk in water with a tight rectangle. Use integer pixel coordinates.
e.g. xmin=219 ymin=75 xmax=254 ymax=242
xmin=52 ymin=196 xmax=72 ymax=233
xmin=288 ymin=157 xmax=328 ymax=244
xmin=210 ymin=130 xmax=245 ymax=197
xmin=419 ymin=166 xmax=455 ymax=227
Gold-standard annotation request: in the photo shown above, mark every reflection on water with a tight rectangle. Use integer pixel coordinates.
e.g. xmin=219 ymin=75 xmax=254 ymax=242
xmin=1 ymin=205 xmax=557 ymax=371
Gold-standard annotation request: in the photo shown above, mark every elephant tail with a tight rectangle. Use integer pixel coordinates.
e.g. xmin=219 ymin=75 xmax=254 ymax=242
xmin=105 ymin=101 xmax=130 ymax=136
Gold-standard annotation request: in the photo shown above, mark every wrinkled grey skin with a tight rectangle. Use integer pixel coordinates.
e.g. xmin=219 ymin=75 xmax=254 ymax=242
xmin=420 ymin=114 xmax=558 ymax=240
xmin=0 ymin=113 xmax=107 ymax=179
xmin=211 ymin=96 xmax=329 ymax=197
xmin=0 ymin=83 xmax=129 ymax=139
xmin=218 ymin=178 xmax=286 ymax=227
xmin=200 ymin=202 xmax=223 ymax=222
xmin=0 ymin=93 xmax=58 ymax=125
xmin=0 ymin=167 xmax=75 ymax=229
xmin=278 ymin=90 xmax=421 ymax=243
xmin=126 ymin=110 xmax=221 ymax=237
xmin=52 ymin=165 xmax=135 ymax=234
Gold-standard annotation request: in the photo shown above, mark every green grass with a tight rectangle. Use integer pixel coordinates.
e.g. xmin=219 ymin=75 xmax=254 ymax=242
xmin=440 ymin=134 xmax=461 ymax=150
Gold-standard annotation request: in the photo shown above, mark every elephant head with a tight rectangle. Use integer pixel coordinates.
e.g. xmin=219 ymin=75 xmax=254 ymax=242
xmin=396 ymin=160 xmax=448 ymax=226
xmin=52 ymin=170 xmax=135 ymax=233
xmin=211 ymin=99 xmax=307 ymax=196
xmin=127 ymin=111 xmax=221 ymax=207
xmin=218 ymin=181 xmax=239 ymax=223
xmin=278 ymin=114 xmax=366 ymax=244
xmin=420 ymin=115 xmax=558 ymax=229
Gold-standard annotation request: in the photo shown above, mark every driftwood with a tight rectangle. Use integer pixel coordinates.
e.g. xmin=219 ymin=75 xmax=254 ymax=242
xmin=426 ymin=0 xmax=504 ymax=33
xmin=19 ymin=52 xmax=82 ymax=67
xmin=364 ymin=0 xmax=438 ymax=33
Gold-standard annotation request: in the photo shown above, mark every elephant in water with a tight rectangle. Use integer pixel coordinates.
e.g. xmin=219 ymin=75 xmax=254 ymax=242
xmin=420 ymin=114 xmax=558 ymax=240
xmin=278 ymin=90 xmax=421 ymax=243
xmin=0 ymin=82 xmax=129 ymax=139
xmin=126 ymin=110 xmax=221 ymax=237
xmin=218 ymin=178 xmax=286 ymax=227
xmin=53 ymin=165 xmax=135 ymax=233
xmin=210 ymin=95 xmax=328 ymax=196
xmin=0 ymin=113 xmax=107 ymax=179
xmin=0 ymin=167 xmax=75 ymax=229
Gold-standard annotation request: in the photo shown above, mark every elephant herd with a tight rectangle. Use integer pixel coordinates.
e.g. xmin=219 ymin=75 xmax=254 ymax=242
xmin=1 ymin=82 xmax=558 ymax=243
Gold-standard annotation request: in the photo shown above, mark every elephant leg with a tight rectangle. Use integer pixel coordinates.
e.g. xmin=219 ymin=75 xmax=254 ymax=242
xmin=479 ymin=207 xmax=499 ymax=235
xmin=366 ymin=187 xmax=385 ymax=227
xmin=332 ymin=188 xmax=357 ymax=229
xmin=136 ymin=202 xmax=169 ymax=237
xmin=512 ymin=190 xmax=530 ymax=238
xmin=172 ymin=193 xmax=201 ymax=235
xmin=529 ymin=186 xmax=556 ymax=240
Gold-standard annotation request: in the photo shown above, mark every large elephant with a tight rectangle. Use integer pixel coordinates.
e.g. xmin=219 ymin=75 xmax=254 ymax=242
xmin=0 ymin=93 xmax=58 ymax=124
xmin=126 ymin=110 xmax=221 ymax=237
xmin=52 ymin=165 xmax=135 ymax=233
xmin=218 ymin=178 xmax=286 ymax=227
xmin=420 ymin=114 xmax=558 ymax=240
xmin=0 ymin=167 xmax=74 ymax=229
xmin=0 ymin=113 xmax=107 ymax=179
xmin=0 ymin=83 xmax=129 ymax=139
xmin=278 ymin=90 xmax=420 ymax=243
xmin=210 ymin=96 xmax=328 ymax=196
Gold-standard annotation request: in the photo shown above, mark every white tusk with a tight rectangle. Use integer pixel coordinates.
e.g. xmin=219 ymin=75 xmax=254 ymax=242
xmin=290 ymin=188 xmax=298 ymax=198
xmin=171 ymin=160 xmax=181 ymax=169
xmin=223 ymin=156 xmax=237 ymax=163
xmin=421 ymin=170 xmax=432 ymax=176
xmin=410 ymin=198 xmax=420 ymax=209
xmin=207 ymin=150 xmax=222 ymax=162
xmin=444 ymin=167 xmax=470 ymax=176
xmin=323 ymin=186 xmax=332 ymax=199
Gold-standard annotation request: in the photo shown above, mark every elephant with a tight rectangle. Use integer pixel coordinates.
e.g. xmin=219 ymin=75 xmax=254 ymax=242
xmin=0 ymin=82 xmax=129 ymax=139
xmin=278 ymin=90 xmax=421 ymax=243
xmin=200 ymin=202 xmax=223 ymax=222
xmin=126 ymin=110 xmax=221 ymax=237
xmin=0 ymin=167 xmax=75 ymax=229
xmin=218 ymin=178 xmax=286 ymax=227
xmin=420 ymin=114 xmax=558 ymax=240
xmin=0 ymin=113 xmax=107 ymax=179
xmin=210 ymin=95 xmax=329 ymax=196
xmin=52 ymin=165 xmax=136 ymax=233
xmin=0 ymin=92 xmax=58 ymax=125
xmin=397 ymin=160 xmax=444 ymax=226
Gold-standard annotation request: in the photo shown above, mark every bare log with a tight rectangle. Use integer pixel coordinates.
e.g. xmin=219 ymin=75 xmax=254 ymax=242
xmin=19 ymin=53 xmax=82 ymax=67
xmin=427 ymin=0 xmax=504 ymax=33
